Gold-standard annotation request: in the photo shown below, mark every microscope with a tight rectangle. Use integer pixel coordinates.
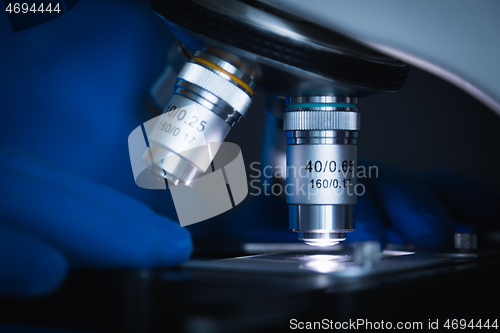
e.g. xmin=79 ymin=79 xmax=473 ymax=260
xmin=3 ymin=1 xmax=499 ymax=332
xmin=142 ymin=0 xmax=411 ymax=246
xmin=127 ymin=1 xmax=500 ymax=329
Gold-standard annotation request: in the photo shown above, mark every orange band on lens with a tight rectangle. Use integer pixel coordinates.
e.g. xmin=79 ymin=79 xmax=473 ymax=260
xmin=192 ymin=56 xmax=254 ymax=95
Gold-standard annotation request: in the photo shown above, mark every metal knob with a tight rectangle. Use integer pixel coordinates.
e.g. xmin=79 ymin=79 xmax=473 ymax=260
xmin=454 ymin=233 xmax=478 ymax=252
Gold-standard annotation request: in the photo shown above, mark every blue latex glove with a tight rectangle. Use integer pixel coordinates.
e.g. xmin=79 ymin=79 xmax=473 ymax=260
xmin=0 ymin=0 xmax=190 ymax=297
xmin=355 ymin=162 xmax=499 ymax=248
xmin=353 ymin=164 xmax=457 ymax=248
xmin=0 ymin=146 xmax=191 ymax=297
xmin=0 ymin=0 xmax=176 ymax=205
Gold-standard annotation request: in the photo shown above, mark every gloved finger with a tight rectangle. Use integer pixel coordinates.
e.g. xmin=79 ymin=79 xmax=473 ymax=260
xmin=421 ymin=170 xmax=500 ymax=228
xmin=368 ymin=166 xmax=455 ymax=249
xmin=0 ymin=146 xmax=192 ymax=268
xmin=345 ymin=179 xmax=388 ymax=246
xmin=0 ymin=226 xmax=67 ymax=297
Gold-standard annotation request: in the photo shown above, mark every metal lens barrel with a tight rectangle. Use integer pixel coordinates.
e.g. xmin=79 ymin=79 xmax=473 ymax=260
xmin=284 ymin=96 xmax=360 ymax=246
xmin=143 ymin=51 xmax=255 ymax=186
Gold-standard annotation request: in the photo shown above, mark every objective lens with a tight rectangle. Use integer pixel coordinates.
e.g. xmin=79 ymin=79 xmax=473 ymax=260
xmin=284 ymin=96 xmax=360 ymax=246
xmin=143 ymin=51 xmax=256 ymax=186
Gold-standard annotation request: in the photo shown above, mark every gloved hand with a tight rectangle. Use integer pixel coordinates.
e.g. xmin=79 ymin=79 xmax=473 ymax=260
xmin=0 ymin=146 xmax=191 ymax=297
xmin=350 ymin=162 xmax=499 ymax=248
xmin=0 ymin=0 xmax=190 ymax=297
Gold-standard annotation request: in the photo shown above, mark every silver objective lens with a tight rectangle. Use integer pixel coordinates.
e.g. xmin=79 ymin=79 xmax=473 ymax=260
xmin=143 ymin=50 xmax=256 ymax=186
xmin=284 ymin=96 xmax=360 ymax=246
